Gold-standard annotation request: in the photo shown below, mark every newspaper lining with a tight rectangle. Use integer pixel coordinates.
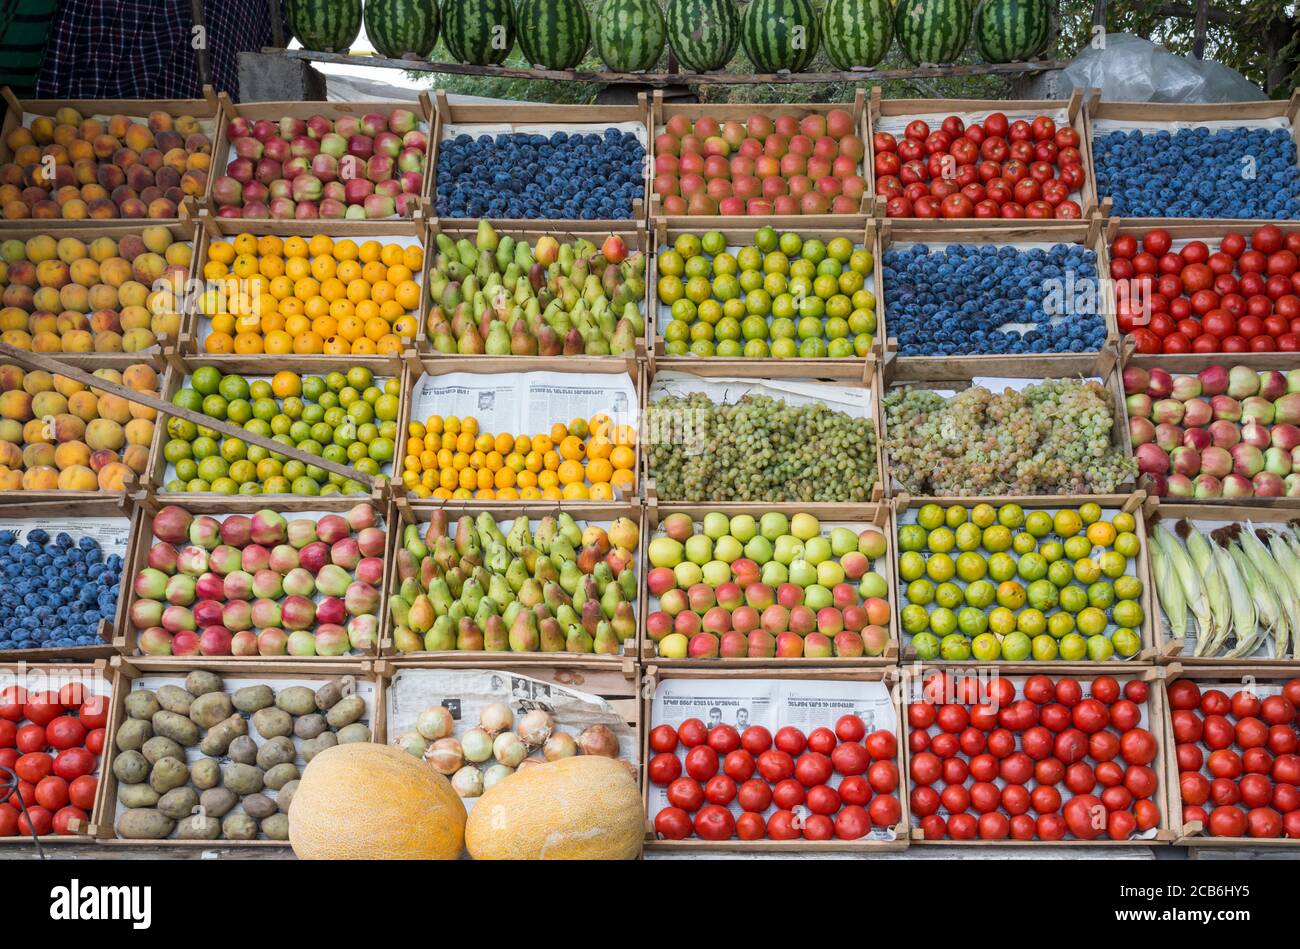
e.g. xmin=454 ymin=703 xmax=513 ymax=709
xmin=410 ymin=370 xmax=637 ymax=435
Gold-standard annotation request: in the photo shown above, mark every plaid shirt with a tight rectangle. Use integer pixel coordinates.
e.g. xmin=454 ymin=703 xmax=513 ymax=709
xmin=35 ymin=0 xmax=282 ymax=100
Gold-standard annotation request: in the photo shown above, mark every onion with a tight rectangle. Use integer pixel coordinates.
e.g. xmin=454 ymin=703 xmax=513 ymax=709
xmin=492 ymin=731 xmax=528 ymax=768
xmin=461 ymin=726 xmax=494 ymax=763
xmin=450 ymin=765 xmax=483 ymax=798
xmin=517 ymin=709 xmax=555 ymax=747
xmin=425 ymin=737 xmax=464 ymax=775
xmin=483 ymin=763 xmax=514 ymax=789
xmin=393 ymin=731 xmax=428 ymax=758
xmin=543 ymin=732 xmax=577 ymax=761
xmin=516 ymin=758 xmax=545 ymax=771
xmin=416 ymin=705 xmax=454 ymax=741
xmin=577 ymin=724 xmax=619 ymax=758
xmin=479 ymin=702 xmax=513 ymax=735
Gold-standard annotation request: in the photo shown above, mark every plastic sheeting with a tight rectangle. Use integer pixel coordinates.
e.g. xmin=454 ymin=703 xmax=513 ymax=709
xmin=1062 ymin=32 xmax=1266 ymax=103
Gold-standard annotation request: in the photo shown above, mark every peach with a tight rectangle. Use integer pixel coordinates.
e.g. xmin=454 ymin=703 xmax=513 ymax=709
xmin=72 ymin=159 xmax=98 ymax=186
xmin=95 ymin=393 xmax=131 ymax=424
xmin=93 ymin=331 xmax=123 ymax=352
xmin=124 ymin=124 xmax=154 ymax=154
xmin=55 ymin=311 xmax=88 ymax=334
xmin=99 ymin=257 xmax=131 ymax=287
xmin=148 ymin=111 xmax=173 ymax=134
xmin=3 ymin=199 xmax=30 ymax=219
xmin=0 ymin=390 xmax=33 ymax=420
xmin=36 ymin=259 xmax=69 ymax=288
xmin=106 ymin=115 xmax=131 ymax=140
xmin=122 ymin=364 xmax=157 ymax=391
xmin=22 ymin=442 xmax=55 ymax=467
xmin=52 ymin=374 xmax=84 ymax=398
xmin=96 ymin=163 xmax=125 ymax=190
xmin=120 ymin=305 xmax=150 ymax=331
xmin=155 ymin=131 xmax=183 ymax=153
xmin=89 ymin=309 xmax=121 ymax=334
xmin=53 ymin=440 xmax=90 ymax=470
xmin=87 ymin=199 xmax=119 ymax=219
xmin=0 ymin=307 xmax=27 ymax=331
xmin=87 ymin=284 xmax=119 ymax=310
xmin=96 ymin=461 xmax=130 ymax=490
xmin=126 ymin=163 xmax=154 ymax=193
xmin=162 ymin=147 xmax=188 ymax=175
xmin=61 ymin=329 xmax=92 ymax=351
xmin=5 ymin=127 xmax=34 ymax=151
xmin=51 ymin=413 xmax=84 ymax=443
xmin=130 ymin=254 xmax=164 ymax=284
xmin=30 ymin=391 xmax=66 ymax=417
xmin=139 ymin=148 xmax=163 ymax=171
xmin=0 ymin=442 xmax=20 ymax=467
xmin=29 ymin=330 xmax=58 ymax=351
xmin=55 ymin=464 xmax=96 ymax=490
xmin=66 ymin=391 xmax=98 ymax=421
xmin=122 ymin=327 xmax=156 ymax=351
xmin=68 ymin=258 xmax=100 ymax=286
xmin=119 ymin=198 xmax=147 ymax=218
xmin=21 ymin=418 xmax=48 ymax=444
xmin=21 ymin=465 xmax=58 ymax=489
xmin=146 ymin=198 xmax=176 ymax=219
xmin=85 ymin=417 xmax=124 ymax=450
xmin=0 ymin=468 xmax=20 ymax=491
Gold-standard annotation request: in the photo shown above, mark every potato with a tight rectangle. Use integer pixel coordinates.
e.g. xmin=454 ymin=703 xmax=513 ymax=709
xmin=261 ymin=813 xmax=289 ymax=841
xmin=275 ymin=686 xmax=316 ymax=716
xmin=149 ymin=756 xmax=189 ymax=794
xmin=112 ymin=749 xmax=149 ymax=784
xmin=241 ymin=792 xmax=276 ymax=820
xmin=226 ymin=734 xmax=257 ymax=765
xmin=314 ymin=679 xmax=344 ymax=710
xmin=155 ymin=684 xmax=194 ymax=715
xmin=325 ymin=694 xmax=365 ymax=729
xmin=252 ymin=707 xmax=293 ymax=740
xmin=190 ymin=757 xmax=221 ymax=790
xmin=184 ymin=670 xmax=223 ymax=697
xmin=255 ymin=736 xmax=295 ymax=771
xmin=293 ymin=713 xmax=327 ymax=740
xmin=116 ymin=808 xmax=174 ymax=840
xmin=277 ymin=779 xmax=299 ymax=814
xmin=199 ymin=714 xmax=247 ymax=757
xmin=115 ymin=718 xmax=153 ymax=752
xmin=300 ymin=732 xmax=338 ymax=762
xmin=232 ymin=684 xmax=274 ymax=713
xmin=222 ymin=762 xmax=264 ymax=796
xmin=141 ymin=735 xmax=185 ymax=765
xmin=189 ymin=691 xmax=233 ymax=729
xmin=198 ymin=787 xmax=238 ymax=819
xmin=152 ymin=709 xmax=199 ymax=747
xmin=336 ymin=723 xmax=372 ymax=744
xmin=263 ymin=762 xmax=299 ymax=790
xmin=118 ymin=782 xmax=161 ymax=808
xmin=125 ymin=690 xmax=160 ymax=720
xmin=222 ymin=814 xmax=258 ymax=840
xmin=157 ymin=786 xmax=199 ymax=820
xmin=176 ymin=815 xmax=221 ymax=840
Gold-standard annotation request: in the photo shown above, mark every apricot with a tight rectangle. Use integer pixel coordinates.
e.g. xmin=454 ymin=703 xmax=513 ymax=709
xmin=51 ymin=413 xmax=84 ymax=443
xmin=122 ymin=443 xmax=150 ymax=474
xmin=21 ymin=418 xmax=47 ymax=443
xmin=22 ymin=464 xmax=58 ymax=490
xmin=122 ymin=364 xmax=157 ymax=391
xmin=52 ymin=125 xmax=78 ymax=149
xmin=57 ymin=464 xmax=96 ymax=491
xmin=53 ymin=440 xmax=90 ymax=470
xmin=68 ymin=140 xmax=94 ymax=164
xmin=30 ymin=391 xmax=67 ymax=417
xmin=29 ymin=312 xmax=56 ymax=335
xmin=124 ymin=417 xmax=154 ymax=445
xmin=0 ymin=468 xmax=22 ymax=490
xmin=93 ymin=331 xmax=123 ymax=352
xmin=95 ymin=393 xmax=131 ymax=424
xmin=0 ymin=441 xmax=21 ymax=467
xmin=22 ymin=442 xmax=54 ymax=467
xmin=0 ymin=389 xmax=33 ymax=420
xmin=66 ymin=391 xmax=98 ymax=421
xmin=30 ymin=331 xmax=60 ymax=351
xmin=127 ymin=397 xmax=156 ymax=422
xmin=85 ymin=418 xmax=124 ymax=451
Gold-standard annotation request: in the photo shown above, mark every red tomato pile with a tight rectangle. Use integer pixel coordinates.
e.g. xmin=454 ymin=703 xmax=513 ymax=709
xmin=874 ymin=113 xmax=1085 ymax=220
xmin=1170 ymin=678 xmax=1300 ymax=839
xmin=0 ymin=682 xmax=106 ymax=837
xmin=908 ymin=672 xmax=1162 ymax=841
xmin=649 ymin=714 xmax=903 ymax=842
xmin=1114 ymin=225 xmax=1300 ymax=355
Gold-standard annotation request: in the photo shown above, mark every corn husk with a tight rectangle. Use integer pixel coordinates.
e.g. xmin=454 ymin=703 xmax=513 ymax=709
xmin=1242 ymin=525 xmax=1298 ymax=659
xmin=1268 ymin=532 xmax=1300 ymax=606
xmin=1211 ymin=543 xmax=1253 ymax=658
xmin=1179 ymin=521 xmax=1230 ymax=657
xmin=1150 ymin=544 xmax=1187 ymax=650
xmin=1226 ymin=544 xmax=1281 ymax=660
xmin=1154 ymin=524 xmax=1213 ymax=655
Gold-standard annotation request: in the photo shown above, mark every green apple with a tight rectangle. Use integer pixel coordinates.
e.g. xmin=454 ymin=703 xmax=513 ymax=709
xmin=702 ymin=560 xmax=732 ymax=587
xmin=803 ymin=536 xmax=832 ymax=566
xmin=702 ymin=512 xmax=731 ymax=540
xmin=760 ymin=512 xmax=789 ymax=540
xmin=760 ymin=560 xmax=788 ymax=586
xmin=858 ymin=527 xmax=887 ymax=559
xmin=674 ymin=561 xmax=703 ymax=588
xmin=658 ymin=633 xmax=688 ymax=658
xmin=729 ymin=514 xmax=757 ymax=543
xmin=804 ymin=584 xmax=832 ymax=610
xmin=788 ymin=558 xmax=818 ymax=588
xmin=858 ymin=572 xmax=887 ymax=599
xmin=713 ymin=535 xmax=743 ymax=564
xmin=648 ymin=536 xmax=684 ymax=568
xmin=791 ymin=513 xmax=820 ymax=541
xmin=816 ymin=560 xmax=845 ymax=588
xmin=743 ymin=534 xmax=773 ymax=564
xmin=773 ymin=535 xmax=804 ymax=565
xmin=684 ymin=534 xmax=713 ymax=566
xmin=830 ymin=527 xmax=858 ymax=557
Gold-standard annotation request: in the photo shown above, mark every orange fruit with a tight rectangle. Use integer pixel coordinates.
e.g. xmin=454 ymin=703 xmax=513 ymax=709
xmin=559 ymin=435 xmax=585 ymax=461
xmin=557 ymin=459 xmax=584 ymax=485
xmin=586 ymin=458 xmax=613 ymax=484
xmin=610 ymin=445 xmax=635 ymax=470
xmin=549 ymin=422 xmax=568 ymax=443
xmin=611 ymin=468 xmax=635 ymax=493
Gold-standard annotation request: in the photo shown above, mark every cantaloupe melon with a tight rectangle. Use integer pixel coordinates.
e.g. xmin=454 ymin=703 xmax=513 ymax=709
xmin=288 ymin=742 xmax=466 ymax=860
xmin=465 ymin=755 xmax=643 ymax=860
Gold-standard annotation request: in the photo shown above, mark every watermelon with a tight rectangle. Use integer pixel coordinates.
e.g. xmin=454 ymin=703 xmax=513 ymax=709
xmin=823 ymin=0 xmax=892 ymax=69
xmin=974 ymin=0 xmax=1049 ymax=63
xmin=741 ymin=0 xmax=820 ymax=73
xmin=666 ymin=0 xmax=741 ymax=72
xmin=286 ymin=0 xmax=363 ymax=52
xmin=593 ymin=0 xmax=666 ymax=72
xmin=516 ymin=0 xmax=591 ymax=69
xmin=441 ymin=0 xmax=515 ymax=65
xmin=363 ymin=0 xmax=439 ymax=58
xmin=894 ymin=0 xmax=972 ymax=65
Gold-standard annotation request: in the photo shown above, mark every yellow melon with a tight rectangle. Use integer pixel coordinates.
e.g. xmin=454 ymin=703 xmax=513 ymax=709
xmin=288 ymin=742 xmax=466 ymax=860
xmin=465 ymin=755 xmax=643 ymax=860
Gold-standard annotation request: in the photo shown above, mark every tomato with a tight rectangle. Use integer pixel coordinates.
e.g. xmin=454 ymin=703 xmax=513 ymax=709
xmin=1236 ymin=716 xmax=1269 ymax=749
xmin=1247 ymin=806 xmax=1283 ymax=838
xmin=1208 ymin=749 xmax=1244 ymax=779
xmin=1018 ymin=726 xmax=1050 ymax=761
xmin=678 ymin=718 xmax=707 ymax=747
xmin=958 ymin=726 xmax=986 ymax=757
xmin=722 ymin=749 xmax=755 ymax=783
xmin=831 ymin=742 xmax=868 ymax=776
xmin=14 ymin=751 xmax=51 ymax=783
xmin=0 ymin=803 xmax=16 ymax=837
xmin=15 ymin=723 xmax=46 ymax=754
xmin=1210 ymin=777 xmax=1241 ymax=807
xmin=1101 ymin=785 xmax=1133 ymax=814
xmin=1090 ymin=676 xmax=1120 ymax=705
xmin=767 ymin=810 xmax=800 ymax=840
xmin=704 ymin=774 xmax=736 ymax=807
xmin=1185 ymin=805 xmax=1209 ymax=826
xmin=1232 ymin=690 xmax=1262 ymax=719
xmin=1065 ymin=762 xmax=1097 ymax=795
xmin=998 ymin=752 xmax=1032 ymax=787
xmin=45 ymin=715 xmax=86 ymax=751
xmin=1089 ymin=731 xmax=1120 ymax=762
xmin=1071 ymin=699 xmax=1110 ymax=734
xmin=1109 ymin=700 xmax=1142 ymax=732
xmin=931 ymin=732 xmax=959 ymax=758
xmin=1095 ymin=760 xmax=1125 ymax=788
xmin=23 ymin=693 xmax=61 ymax=726
xmin=648 ymin=724 xmax=678 ymax=755
xmin=1267 ymin=725 xmax=1298 ymax=756
xmin=1203 ymin=714 xmax=1235 ymax=750
xmin=648 ymin=752 xmax=681 ymax=785
xmin=795 ymin=751 xmax=833 ymax=788
xmin=1273 ymin=783 xmax=1300 ymax=814
xmin=1064 ymin=794 xmax=1105 ymax=840
xmin=740 ymin=725 xmax=771 ymax=755
xmin=756 ymin=749 xmax=794 ymax=783
xmin=835 ymin=804 xmax=872 ymax=840
xmin=1125 ymin=765 xmax=1159 ymax=801
xmin=800 ymin=783 xmax=838 ymax=816
xmin=1135 ymin=799 xmax=1161 ymax=831
xmin=868 ymin=760 xmax=899 ymax=794
xmin=998 ymin=699 xmax=1038 ymax=731
xmin=947 ymin=812 xmax=977 ymax=840
xmin=1261 ymin=695 xmax=1296 ymax=726
xmin=909 ymin=728 xmax=930 ymax=754
xmin=68 ymin=774 xmax=96 ymax=811
xmin=1023 ymin=675 xmax=1054 ymax=704
xmin=803 ymin=727 xmax=835 ymax=757
xmin=774 ymin=726 xmax=806 ymax=756
xmin=1285 ymin=680 xmax=1300 ymax=707
xmin=869 ymin=794 xmax=901 ymax=828
xmin=905 ymin=119 xmax=930 ymax=141
xmin=940 ymin=783 xmax=970 ymax=814
xmin=772 ymin=778 xmax=805 ymax=810
xmin=731 ymin=779 xmax=769 ymax=814
xmin=1272 ymin=754 xmax=1300 ymax=785
xmin=1172 ymin=709 xmax=1203 ymax=743
xmin=667 ymin=777 xmax=704 ymax=812
xmin=908 ymin=702 xmax=936 ymax=729
xmin=919 ymin=814 xmax=948 ymax=840
xmin=1000 ymin=784 xmax=1031 ymax=817
xmin=34 ymin=775 xmax=68 ymax=811
xmin=1240 ymin=773 xmax=1273 ymax=809
xmin=1243 ymin=747 xmax=1273 ymax=775
xmin=1177 ymin=744 xmax=1204 ymax=776
xmin=942 ymin=756 xmax=969 ymax=785
xmin=801 ymin=814 xmax=834 ymax=841
xmin=1054 ymin=728 xmax=1089 ymax=764
xmin=910 ymin=784 xmax=939 ymax=817
xmin=684 ymin=744 xmax=718 ymax=781
xmin=17 ymin=806 xmax=51 ymax=837
xmin=1144 ymin=229 xmax=1173 ymax=256
xmin=833 ymin=713 xmax=866 ymax=743
xmin=936 ymin=704 xmax=968 ymax=733
xmin=78 ymin=695 xmax=109 ymax=730
xmin=693 ymin=804 xmax=735 ymax=841
xmin=1107 ymin=809 xmax=1138 ymax=841
xmin=1168 ymin=679 xmax=1202 ymax=710
xmin=967 ymin=753 xmax=998 ymax=783
xmin=839 ymin=775 xmax=871 ymax=807
xmin=735 ymin=811 xmax=766 ymax=841
xmin=1054 ymin=679 xmax=1082 ymax=707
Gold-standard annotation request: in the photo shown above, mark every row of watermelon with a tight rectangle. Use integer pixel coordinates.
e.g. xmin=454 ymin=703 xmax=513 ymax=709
xmin=285 ymin=0 xmax=1050 ymax=73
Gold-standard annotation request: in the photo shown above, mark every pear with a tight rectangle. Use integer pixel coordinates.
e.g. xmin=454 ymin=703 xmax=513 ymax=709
xmin=562 ymin=328 xmax=583 ymax=355
xmin=518 ymin=545 xmax=540 ymax=574
xmin=435 ymin=232 xmax=457 ymax=257
xmin=419 ymin=556 xmax=438 ymax=589
xmin=533 ymin=516 xmax=557 ymax=554
xmin=427 ymin=578 xmax=453 ymax=616
xmin=456 ymin=617 xmax=484 ymax=651
xmin=484 ymin=320 xmax=511 ymax=355
xmin=593 ymin=620 xmax=620 ymax=655
xmin=557 ymin=513 xmax=582 ymax=547
xmin=473 ymin=597 xmax=498 ymax=629
xmin=454 ymin=517 xmax=479 ymax=557
xmin=403 ymin=524 xmax=428 ymax=560
xmin=496 ymin=235 xmax=514 ymax=272
xmin=455 ymin=237 xmax=479 ymax=268
xmin=484 ymin=542 xmax=510 ymax=573
xmin=539 ymin=616 xmax=566 ymax=652
xmin=505 ymin=557 xmax=529 ymax=593
xmin=457 ymin=324 xmax=485 ymax=354
xmin=430 ymin=322 xmax=455 ymax=352
xmin=433 ymin=536 xmax=457 ymax=572
xmin=517 ymin=578 xmax=543 ymax=609
xmin=537 ymin=325 xmax=561 ymax=356
xmin=565 ymin=623 xmax=593 ymax=654
xmin=399 ymin=577 xmax=421 ymax=603
xmin=581 ymin=600 xmax=603 ymax=636
xmin=483 ymin=614 xmax=509 ymax=652
xmin=393 ymin=627 xmax=421 ymax=653
xmin=445 ymin=567 xmax=465 ymax=598
xmin=472 ymin=565 xmax=491 ymax=593
xmin=543 ymin=581 xmax=571 ymax=613
xmin=408 ymin=595 xmax=434 ymax=634
xmin=396 ymin=548 xmax=416 ymax=582
xmin=501 ymin=600 xmax=523 ymax=629
xmin=611 ymin=601 xmax=636 ymax=640
xmin=533 ymin=555 xmax=559 ymax=585
xmin=576 ymin=543 xmax=603 ymax=574
xmin=505 ymin=515 xmax=532 ymax=554
xmin=610 ymin=318 xmax=637 ymax=355
xmin=476 ymin=219 xmax=499 ymax=253
xmin=619 ymin=567 xmax=638 ymax=601
xmin=510 ymin=319 xmax=538 ymax=355
xmin=592 ymin=560 xmax=615 ymax=591
xmin=447 ymin=600 xmax=466 ymax=625
xmin=425 ymin=509 xmax=448 ymax=541
xmin=549 ymin=534 xmax=577 ymax=565
xmin=425 ymin=616 xmax=456 ymax=651
xmin=388 ymin=594 xmax=410 ymax=627
xmin=600 ymin=581 xmax=622 ymax=620
xmin=556 ymin=603 xmax=580 ymax=631
xmin=488 ymin=573 xmax=514 ymax=608
xmin=508 ymin=611 xmax=539 ymax=652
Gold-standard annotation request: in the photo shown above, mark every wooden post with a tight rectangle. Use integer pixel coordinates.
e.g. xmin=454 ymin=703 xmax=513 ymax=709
xmin=1192 ymin=0 xmax=1209 ymax=60
xmin=267 ymin=0 xmax=286 ymax=50
xmin=191 ymin=0 xmax=213 ymax=90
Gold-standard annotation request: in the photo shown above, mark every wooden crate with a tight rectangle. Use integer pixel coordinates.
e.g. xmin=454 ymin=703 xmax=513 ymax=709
xmin=0 ymin=220 xmax=196 ymax=364
xmin=430 ymin=91 xmax=648 ymax=233
xmin=0 ymin=659 xmax=117 ymax=844
xmin=1159 ymin=663 xmax=1300 ymax=848
xmin=379 ymin=496 xmax=645 ymax=663
xmin=0 ymin=87 xmax=222 ymax=226
xmin=418 ymin=218 xmax=650 ymax=368
xmin=900 ymin=663 xmax=1175 ymax=845
xmin=641 ymin=357 xmax=886 ymax=506
xmin=647 ymin=89 xmax=870 ymax=230
xmin=91 ymin=655 xmax=383 ymax=844
xmin=207 ymin=92 xmax=434 ymax=222
xmin=115 ymin=493 xmax=389 ymax=661
xmin=141 ymin=353 xmax=409 ymax=497
xmin=641 ymin=664 xmax=910 ymax=852
xmin=1145 ymin=499 xmax=1300 ymax=663
xmin=878 ymin=217 xmax=1120 ymax=378
xmin=879 ymin=357 xmax=1135 ymax=497
xmin=396 ymin=355 xmax=643 ymax=506
xmin=891 ymin=491 xmax=1158 ymax=665
xmin=0 ymin=496 xmax=132 ymax=661
xmin=1085 ymin=91 xmax=1300 ymax=228
xmin=639 ymin=502 xmax=897 ymax=667
xmin=179 ymin=216 xmax=430 ymax=361
xmin=868 ymin=88 xmax=1100 ymax=225
xmin=647 ymin=219 xmax=882 ymax=381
